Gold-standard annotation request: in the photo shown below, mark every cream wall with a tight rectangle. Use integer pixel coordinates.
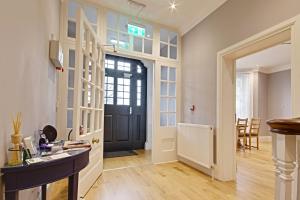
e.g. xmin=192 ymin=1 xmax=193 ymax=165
xmin=249 ymin=70 xmax=291 ymax=136
xmin=0 ymin=0 xmax=60 ymax=199
xmin=267 ymin=70 xmax=292 ymax=119
xmin=182 ymin=0 xmax=300 ymax=126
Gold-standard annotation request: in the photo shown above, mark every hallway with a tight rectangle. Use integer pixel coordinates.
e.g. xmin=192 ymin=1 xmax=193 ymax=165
xmin=85 ymin=141 xmax=274 ymax=200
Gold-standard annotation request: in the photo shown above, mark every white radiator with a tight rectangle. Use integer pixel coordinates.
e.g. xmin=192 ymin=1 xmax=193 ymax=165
xmin=177 ymin=123 xmax=214 ymax=175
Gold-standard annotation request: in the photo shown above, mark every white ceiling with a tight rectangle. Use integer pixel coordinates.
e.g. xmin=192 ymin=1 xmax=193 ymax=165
xmin=236 ymin=43 xmax=291 ymax=73
xmin=87 ymin=0 xmax=227 ymax=34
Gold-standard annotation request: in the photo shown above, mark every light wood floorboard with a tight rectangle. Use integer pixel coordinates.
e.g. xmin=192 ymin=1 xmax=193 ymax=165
xmin=85 ymin=141 xmax=274 ymax=200
xmin=103 ymin=149 xmax=152 ymax=170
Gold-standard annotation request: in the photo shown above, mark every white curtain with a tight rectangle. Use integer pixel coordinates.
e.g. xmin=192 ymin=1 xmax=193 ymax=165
xmin=236 ymin=73 xmax=252 ymax=119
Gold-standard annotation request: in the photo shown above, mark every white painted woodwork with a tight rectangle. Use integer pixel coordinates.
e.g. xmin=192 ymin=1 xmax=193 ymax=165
xmin=272 ymin=133 xmax=280 ymax=200
xmin=73 ymin=8 xmax=104 ymax=197
xmin=152 ymin=60 xmax=181 ymax=164
xmin=291 ymin=15 xmax=300 ymax=200
xmin=274 ymin=134 xmax=297 ymax=200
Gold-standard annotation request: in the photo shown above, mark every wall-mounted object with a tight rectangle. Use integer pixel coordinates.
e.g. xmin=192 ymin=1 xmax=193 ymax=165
xmin=190 ymin=105 xmax=195 ymax=111
xmin=49 ymin=40 xmax=64 ymax=71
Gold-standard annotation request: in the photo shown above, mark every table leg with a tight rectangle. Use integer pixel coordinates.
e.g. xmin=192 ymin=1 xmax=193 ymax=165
xmin=5 ymin=191 xmax=18 ymax=200
xmin=68 ymin=173 xmax=79 ymax=200
xmin=42 ymin=184 xmax=47 ymax=200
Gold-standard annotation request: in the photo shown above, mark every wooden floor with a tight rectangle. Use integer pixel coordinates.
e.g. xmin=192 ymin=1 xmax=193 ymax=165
xmin=85 ymin=141 xmax=274 ymax=200
xmin=103 ymin=149 xmax=152 ymax=170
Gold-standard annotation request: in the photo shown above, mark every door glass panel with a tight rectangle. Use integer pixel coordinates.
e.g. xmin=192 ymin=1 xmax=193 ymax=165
xmin=161 ymin=66 xmax=168 ymax=80
xmin=67 ymin=110 xmax=73 ymax=128
xmin=160 ymin=82 xmax=168 ymax=96
xmin=119 ymin=15 xmax=128 ymax=33
xmin=117 ymin=61 xmax=131 ymax=72
xmin=137 ymin=65 xmax=142 ymax=73
xmin=160 ymin=66 xmax=177 ymax=127
xmin=68 ymin=89 xmax=74 ymax=108
xmin=104 ymin=76 xmax=114 ymax=105
xmin=107 ymin=30 xmax=118 ymax=45
xmin=144 ymin=39 xmax=153 ymax=54
xmin=160 ymin=43 xmax=168 ymax=57
xmin=169 ymin=83 xmax=176 ymax=96
xmin=137 ymin=80 xmax=142 ymax=106
xmin=160 ymin=29 xmax=168 ymax=43
xmin=168 ymin=98 xmax=176 ymax=112
xmin=68 ymin=21 xmax=76 ymax=38
xmin=169 ymin=32 xmax=178 ymax=45
xmin=105 ymin=59 xmax=115 ymax=69
xmin=160 ymin=98 xmax=168 ymax=112
xmin=107 ymin=12 xmax=118 ymax=29
xmin=117 ymin=78 xmax=130 ymax=105
xmin=145 ymin=24 xmax=153 ymax=39
xmin=68 ymin=70 xmax=75 ymax=88
xmin=133 ymin=37 xmax=143 ymax=52
xmin=119 ymin=33 xmax=130 ymax=49
xmin=69 ymin=49 xmax=75 ymax=68
xmin=170 ymin=46 xmax=177 ymax=60
xmin=169 ymin=68 xmax=176 ymax=81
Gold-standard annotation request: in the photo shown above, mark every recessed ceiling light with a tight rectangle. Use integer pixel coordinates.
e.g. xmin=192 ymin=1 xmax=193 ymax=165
xmin=169 ymin=0 xmax=177 ymax=12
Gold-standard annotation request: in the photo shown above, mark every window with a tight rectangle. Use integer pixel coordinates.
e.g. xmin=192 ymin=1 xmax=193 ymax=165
xmin=137 ymin=65 xmax=142 ymax=73
xmin=106 ymin=11 xmax=153 ymax=54
xmin=160 ymin=29 xmax=178 ymax=60
xmin=104 ymin=76 xmax=114 ymax=105
xmin=137 ymin=80 xmax=142 ymax=106
xmin=236 ymin=73 xmax=252 ymax=119
xmin=117 ymin=78 xmax=130 ymax=105
xmin=105 ymin=59 xmax=115 ymax=69
xmin=160 ymin=66 xmax=176 ymax=127
xmin=117 ymin=61 xmax=131 ymax=72
xmin=67 ymin=0 xmax=98 ymax=39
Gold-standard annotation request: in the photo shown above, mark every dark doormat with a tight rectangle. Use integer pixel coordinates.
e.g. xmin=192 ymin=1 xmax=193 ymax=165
xmin=103 ymin=150 xmax=138 ymax=158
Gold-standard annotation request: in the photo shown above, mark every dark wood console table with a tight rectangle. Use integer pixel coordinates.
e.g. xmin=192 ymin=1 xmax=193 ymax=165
xmin=267 ymin=118 xmax=300 ymax=200
xmin=1 ymin=148 xmax=90 ymax=200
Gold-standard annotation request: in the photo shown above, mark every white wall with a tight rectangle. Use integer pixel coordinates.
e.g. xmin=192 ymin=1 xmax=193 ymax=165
xmin=0 ymin=0 xmax=60 ymax=199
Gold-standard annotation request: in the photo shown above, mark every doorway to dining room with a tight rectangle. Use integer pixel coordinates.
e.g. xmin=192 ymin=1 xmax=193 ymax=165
xmin=235 ymin=42 xmax=292 ymax=151
xmin=234 ymin=42 xmax=292 ymax=191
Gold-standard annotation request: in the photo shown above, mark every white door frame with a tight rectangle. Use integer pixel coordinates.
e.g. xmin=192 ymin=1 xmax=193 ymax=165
xmin=215 ymin=14 xmax=300 ymax=181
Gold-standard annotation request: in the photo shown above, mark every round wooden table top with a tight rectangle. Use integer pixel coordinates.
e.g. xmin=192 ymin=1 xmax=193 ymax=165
xmin=267 ymin=118 xmax=300 ymax=135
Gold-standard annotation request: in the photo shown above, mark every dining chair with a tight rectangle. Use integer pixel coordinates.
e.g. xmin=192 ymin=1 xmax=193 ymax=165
xmin=236 ymin=118 xmax=248 ymax=151
xmin=246 ymin=118 xmax=261 ymax=150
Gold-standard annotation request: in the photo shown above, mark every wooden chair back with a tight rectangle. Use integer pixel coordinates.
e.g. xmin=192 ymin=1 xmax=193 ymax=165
xmin=249 ymin=118 xmax=261 ymax=136
xmin=236 ymin=118 xmax=248 ymax=137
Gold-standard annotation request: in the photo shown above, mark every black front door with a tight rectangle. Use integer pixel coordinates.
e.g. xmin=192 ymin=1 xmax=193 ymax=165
xmin=104 ymin=55 xmax=147 ymax=152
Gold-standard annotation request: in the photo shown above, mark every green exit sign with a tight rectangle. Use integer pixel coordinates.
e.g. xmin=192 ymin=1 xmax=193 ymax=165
xmin=128 ymin=24 xmax=145 ymax=37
